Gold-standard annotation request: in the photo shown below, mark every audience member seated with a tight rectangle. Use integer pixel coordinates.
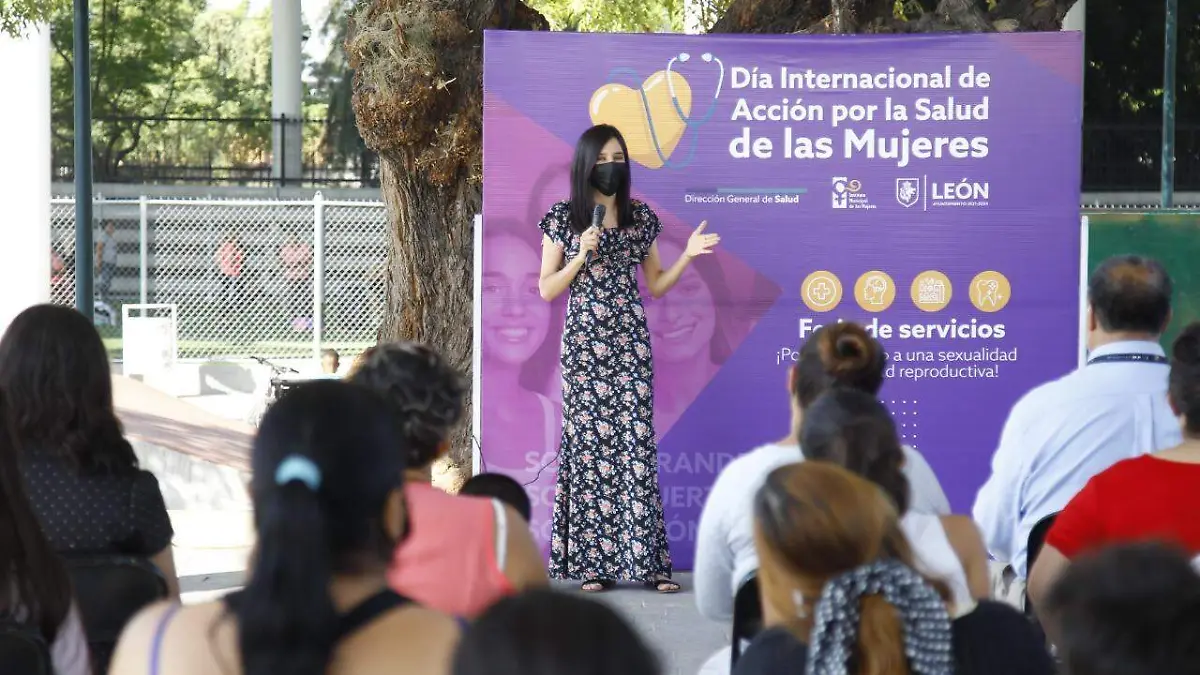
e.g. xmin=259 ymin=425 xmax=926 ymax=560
xmin=974 ymin=255 xmax=1179 ymax=586
xmin=800 ymin=388 xmax=990 ymax=613
xmin=452 ymin=589 xmax=659 ymax=675
xmin=109 ymin=381 xmax=459 ymax=675
xmin=1043 ymin=543 xmax=1200 ymax=675
xmin=0 ymin=389 xmax=91 ymax=675
xmin=695 ymin=323 xmax=951 ymax=623
xmin=461 ymin=473 xmax=532 ymax=523
xmin=321 ymin=348 xmax=340 ymax=375
xmin=350 ymin=342 xmax=546 ymax=618
xmin=1028 ymin=321 xmax=1200 ymax=637
xmin=0 ymin=305 xmax=178 ymax=598
xmin=734 ymin=463 xmax=1055 ymax=675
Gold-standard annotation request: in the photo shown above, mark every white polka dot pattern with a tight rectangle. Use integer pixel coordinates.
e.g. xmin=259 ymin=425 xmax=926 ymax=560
xmin=20 ymin=452 xmax=174 ymax=555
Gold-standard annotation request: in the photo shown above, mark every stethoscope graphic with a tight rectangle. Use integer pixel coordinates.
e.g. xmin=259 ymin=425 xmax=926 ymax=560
xmin=606 ymin=52 xmax=725 ymax=170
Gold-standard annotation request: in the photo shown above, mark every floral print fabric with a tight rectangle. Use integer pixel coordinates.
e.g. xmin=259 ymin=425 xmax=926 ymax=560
xmin=539 ymin=200 xmax=672 ymax=581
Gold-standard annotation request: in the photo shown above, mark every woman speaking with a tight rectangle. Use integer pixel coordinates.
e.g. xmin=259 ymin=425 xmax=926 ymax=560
xmin=537 ymin=124 xmax=720 ymax=593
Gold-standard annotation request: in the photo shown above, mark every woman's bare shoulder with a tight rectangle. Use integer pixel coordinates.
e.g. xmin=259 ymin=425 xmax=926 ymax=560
xmin=338 ymin=606 xmax=459 ymax=674
xmin=109 ymin=600 xmax=232 ymax=675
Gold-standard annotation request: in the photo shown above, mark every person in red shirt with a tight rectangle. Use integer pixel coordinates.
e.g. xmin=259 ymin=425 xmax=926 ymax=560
xmin=215 ymin=235 xmax=245 ymax=306
xmin=1028 ymin=321 xmax=1200 ymax=641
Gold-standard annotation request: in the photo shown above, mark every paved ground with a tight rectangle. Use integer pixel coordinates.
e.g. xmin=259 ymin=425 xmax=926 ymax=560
xmin=558 ymin=575 xmax=727 ymax=675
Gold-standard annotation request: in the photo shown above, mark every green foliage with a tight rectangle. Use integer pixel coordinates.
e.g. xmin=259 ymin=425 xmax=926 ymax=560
xmin=50 ymin=0 xmax=207 ymax=178
xmin=525 ymin=0 xmax=683 ymax=33
xmin=0 ymin=0 xmax=68 ymax=37
xmin=312 ymin=0 xmax=374 ymax=178
xmin=47 ymin=0 xmax=331 ymax=180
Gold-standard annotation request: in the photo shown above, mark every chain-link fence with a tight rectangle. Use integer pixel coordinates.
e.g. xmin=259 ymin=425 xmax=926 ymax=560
xmin=49 ymin=195 xmax=387 ymax=361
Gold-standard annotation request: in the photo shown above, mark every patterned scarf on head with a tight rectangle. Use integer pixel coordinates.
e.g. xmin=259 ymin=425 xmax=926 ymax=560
xmin=804 ymin=559 xmax=955 ymax=675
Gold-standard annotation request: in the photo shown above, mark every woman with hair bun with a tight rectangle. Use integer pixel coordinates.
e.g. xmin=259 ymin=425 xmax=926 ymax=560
xmin=1028 ymin=321 xmax=1200 ymax=642
xmin=736 ymin=462 xmax=1054 ymax=675
xmin=695 ymin=322 xmax=951 ymax=623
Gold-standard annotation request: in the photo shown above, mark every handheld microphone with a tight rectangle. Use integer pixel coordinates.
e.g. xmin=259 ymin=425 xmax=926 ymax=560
xmin=588 ymin=204 xmax=605 ymax=263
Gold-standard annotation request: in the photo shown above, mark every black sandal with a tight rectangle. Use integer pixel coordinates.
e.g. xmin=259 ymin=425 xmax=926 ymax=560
xmin=581 ymin=578 xmax=615 ymax=593
xmin=646 ymin=577 xmax=681 ymax=594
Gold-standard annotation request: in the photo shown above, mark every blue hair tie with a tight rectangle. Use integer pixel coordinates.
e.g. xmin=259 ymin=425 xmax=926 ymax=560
xmin=275 ymin=455 xmax=321 ymax=491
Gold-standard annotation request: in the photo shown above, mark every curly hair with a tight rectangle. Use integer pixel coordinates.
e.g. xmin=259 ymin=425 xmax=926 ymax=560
xmin=348 ymin=341 xmax=467 ymax=468
xmin=0 ymin=304 xmax=137 ymax=474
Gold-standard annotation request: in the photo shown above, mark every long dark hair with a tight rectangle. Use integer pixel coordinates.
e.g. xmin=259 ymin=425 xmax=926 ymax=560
xmin=0 ymin=389 xmax=72 ymax=641
xmin=453 ymin=589 xmax=660 ymax=675
xmin=800 ymin=388 xmax=911 ymax=515
xmin=234 ymin=380 xmax=407 ymax=675
xmin=0 ymin=304 xmax=137 ymax=473
xmin=568 ymin=124 xmax=634 ymax=234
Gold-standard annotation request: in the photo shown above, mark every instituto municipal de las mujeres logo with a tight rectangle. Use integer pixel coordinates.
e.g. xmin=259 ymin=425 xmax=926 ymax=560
xmin=895 ymin=176 xmax=990 ymax=210
xmin=831 ymin=177 xmax=876 ymax=210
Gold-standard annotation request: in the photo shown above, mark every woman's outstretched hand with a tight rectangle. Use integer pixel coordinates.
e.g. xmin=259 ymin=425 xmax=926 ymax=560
xmin=685 ymin=222 xmax=720 ymax=258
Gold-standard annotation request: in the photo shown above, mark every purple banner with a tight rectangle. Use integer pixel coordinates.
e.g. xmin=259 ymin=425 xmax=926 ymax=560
xmin=481 ymin=31 xmax=1082 ymax=568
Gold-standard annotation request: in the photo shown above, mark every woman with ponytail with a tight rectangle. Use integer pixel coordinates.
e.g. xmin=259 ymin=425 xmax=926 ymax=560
xmin=800 ymin=388 xmax=990 ymax=614
xmin=696 ymin=322 xmax=950 ymax=623
xmin=735 ymin=462 xmax=1054 ymax=675
xmin=108 ymin=381 xmax=459 ymax=675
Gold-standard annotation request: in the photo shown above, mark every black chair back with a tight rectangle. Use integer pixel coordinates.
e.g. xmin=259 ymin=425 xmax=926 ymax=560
xmin=0 ymin=621 xmax=52 ymax=675
xmin=1023 ymin=512 xmax=1059 ymax=649
xmin=1024 ymin=513 xmax=1059 ymax=615
xmin=730 ymin=571 xmax=763 ymax=669
xmin=64 ymin=555 xmax=169 ymax=675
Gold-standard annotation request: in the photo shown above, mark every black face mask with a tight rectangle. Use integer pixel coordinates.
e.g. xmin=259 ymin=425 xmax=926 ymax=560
xmin=589 ymin=161 xmax=627 ymax=197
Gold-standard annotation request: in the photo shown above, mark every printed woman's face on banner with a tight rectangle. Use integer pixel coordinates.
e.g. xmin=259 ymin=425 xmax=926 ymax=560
xmin=482 ymin=233 xmax=551 ymax=365
xmin=646 ymin=238 xmax=718 ymax=364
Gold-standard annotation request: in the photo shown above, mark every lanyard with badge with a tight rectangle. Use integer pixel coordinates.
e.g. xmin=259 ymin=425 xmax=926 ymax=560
xmin=1087 ymin=353 xmax=1169 ymax=365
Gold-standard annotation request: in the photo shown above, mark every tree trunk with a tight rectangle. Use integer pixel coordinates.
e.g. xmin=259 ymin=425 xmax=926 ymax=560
xmin=349 ymin=0 xmax=548 ymax=486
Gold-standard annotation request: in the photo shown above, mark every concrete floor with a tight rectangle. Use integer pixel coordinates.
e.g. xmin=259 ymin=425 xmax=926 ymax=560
xmin=557 ymin=575 xmax=727 ymax=675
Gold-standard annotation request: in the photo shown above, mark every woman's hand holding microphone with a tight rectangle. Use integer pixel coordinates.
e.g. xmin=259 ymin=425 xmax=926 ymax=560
xmin=574 ymin=226 xmax=601 ymax=265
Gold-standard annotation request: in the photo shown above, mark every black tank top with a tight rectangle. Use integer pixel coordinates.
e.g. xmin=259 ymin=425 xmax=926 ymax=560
xmin=147 ymin=590 xmax=416 ymax=675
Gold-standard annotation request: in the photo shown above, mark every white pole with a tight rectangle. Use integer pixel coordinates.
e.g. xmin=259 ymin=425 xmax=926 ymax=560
xmin=271 ymin=0 xmax=304 ymax=184
xmin=1063 ymin=0 xmax=1085 ymax=98
xmin=1078 ymin=215 xmax=1090 ymax=368
xmin=1062 ymin=0 xmax=1085 ymax=33
xmin=472 ymin=214 xmax=483 ymax=475
xmin=0 ymin=26 xmax=52 ymax=332
xmin=139 ymin=195 xmax=149 ymax=305
xmin=312 ymin=192 xmax=325 ymax=362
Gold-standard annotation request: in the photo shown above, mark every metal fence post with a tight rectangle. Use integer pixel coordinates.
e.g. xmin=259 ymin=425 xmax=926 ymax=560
xmin=139 ymin=195 xmax=149 ymax=305
xmin=1161 ymin=0 xmax=1178 ymax=207
xmin=73 ymin=0 xmax=94 ymax=321
xmin=313 ymin=191 xmax=325 ymax=362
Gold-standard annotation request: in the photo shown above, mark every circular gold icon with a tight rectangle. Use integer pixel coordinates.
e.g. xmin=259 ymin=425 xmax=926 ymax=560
xmin=970 ymin=271 xmax=1011 ymax=312
xmin=854 ymin=271 xmax=896 ymax=313
xmin=801 ymin=271 xmax=843 ymax=313
xmin=910 ymin=270 xmax=952 ymax=312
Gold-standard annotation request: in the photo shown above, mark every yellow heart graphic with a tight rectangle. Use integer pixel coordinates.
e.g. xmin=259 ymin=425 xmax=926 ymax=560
xmin=589 ymin=71 xmax=692 ymax=170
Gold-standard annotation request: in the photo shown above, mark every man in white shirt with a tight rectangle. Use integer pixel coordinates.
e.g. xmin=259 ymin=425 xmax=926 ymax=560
xmin=973 ymin=255 xmax=1180 ymax=580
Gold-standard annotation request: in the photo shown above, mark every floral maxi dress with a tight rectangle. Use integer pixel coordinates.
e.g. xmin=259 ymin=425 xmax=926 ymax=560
xmin=539 ymin=200 xmax=673 ymax=581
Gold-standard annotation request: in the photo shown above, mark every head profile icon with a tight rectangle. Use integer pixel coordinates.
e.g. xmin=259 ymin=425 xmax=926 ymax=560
xmin=862 ymin=275 xmax=888 ymax=305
